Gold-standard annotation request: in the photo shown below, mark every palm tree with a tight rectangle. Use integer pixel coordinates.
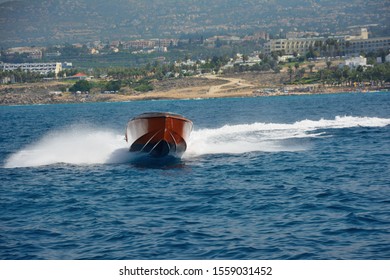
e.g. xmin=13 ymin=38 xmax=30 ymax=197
xmin=314 ymin=40 xmax=323 ymax=56
xmin=287 ymin=65 xmax=294 ymax=83
xmin=294 ymin=63 xmax=300 ymax=79
xmin=298 ymin=68 xmax=306 ymax=79
xmin=242 ymin=54 xmax=249 ymax=64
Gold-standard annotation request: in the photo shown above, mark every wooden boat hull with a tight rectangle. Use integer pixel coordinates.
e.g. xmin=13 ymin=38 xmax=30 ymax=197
xmin=126 ymin=112 xmax=193 ymax=158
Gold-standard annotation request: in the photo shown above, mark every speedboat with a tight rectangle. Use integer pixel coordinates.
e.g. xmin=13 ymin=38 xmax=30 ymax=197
xmin=125 ymin=112 xmax=193 ymax=158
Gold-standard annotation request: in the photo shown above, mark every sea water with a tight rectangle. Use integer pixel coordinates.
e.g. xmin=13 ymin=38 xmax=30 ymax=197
xmin=1 ymin=92 xmax=389 ymax=259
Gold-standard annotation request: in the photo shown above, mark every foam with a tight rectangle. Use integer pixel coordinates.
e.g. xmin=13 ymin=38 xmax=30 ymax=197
xmin=4 ymin=116 xmax=390 ymax=167
xmin=4 ymin=125 xmax=128 ymax=168
xmin=184 ymin=116 xmax=390 ymax=157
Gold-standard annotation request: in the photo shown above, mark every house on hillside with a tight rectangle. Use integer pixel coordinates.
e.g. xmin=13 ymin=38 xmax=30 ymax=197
xmin=66 ymin=73 xmax=90 ymax=80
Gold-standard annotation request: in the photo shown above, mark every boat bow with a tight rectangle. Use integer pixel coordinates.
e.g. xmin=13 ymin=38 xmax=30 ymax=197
xmin=126 ymin=112 xmax=193 ymax=158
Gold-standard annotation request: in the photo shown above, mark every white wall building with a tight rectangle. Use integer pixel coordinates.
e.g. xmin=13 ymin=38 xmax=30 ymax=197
xmin=344 ymin=56 xmax=367 ymax=68
xmin=0 ymin=62 xmax=62 ymax=75
xmin=264 ymin=28 xmax=390 ymax=56
xmin=264 ymin=37 xmax=325 ymax=55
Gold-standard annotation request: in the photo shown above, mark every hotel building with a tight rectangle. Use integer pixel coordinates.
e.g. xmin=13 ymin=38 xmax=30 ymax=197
xmin=0 ymin=62 xmax=62 ymax=75
xmin=264 ymin=28 xmax=390 ymax=57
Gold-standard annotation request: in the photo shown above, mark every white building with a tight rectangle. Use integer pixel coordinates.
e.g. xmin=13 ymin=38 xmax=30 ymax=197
xmin=344 ymin=56 xmax=367 ymax=68
xmin=62 ymin=62 xmax=73 ymax=69
xmin=264 ymin=37 xmax=325 ymax=55
xmin=0 ymin=62 xmax=62 ymax=75
xmin=264 ymin=28 xmax=390 ymax=56
xmin=345 ymin=28 xmax=369 ymax=40
xmin=278 ymin=55 xmax=295 ymax=63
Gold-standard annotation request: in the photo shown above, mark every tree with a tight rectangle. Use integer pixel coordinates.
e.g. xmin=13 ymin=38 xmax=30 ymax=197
xmin=341 ymin=66 xmax=350 ymax=85
xmin=133 ymin=81 xmax=153 ymax=92
xmin=274 ymin=66 xmax=282 ymax=73
xmin=298 ymin=68 xmax=306 ymax=79
xmin=306 ymin=46 xmax=319 ymax=59
xmin=104 ymin=80 xmax=122 ymax=92
xmin=258 ymin=53 xmax=265 ymax=60
xmin=69 ymin=80 xmax=92 ymax=93
xmin=294 ymin=63 xmax=300 ymax=79
xmin=287 ymin=65 xmax=294 ymax=83
xmin=324 ymin=38 xmax=338 ymax=57
xmin=313 ymin=40 xmax=323 ymax=56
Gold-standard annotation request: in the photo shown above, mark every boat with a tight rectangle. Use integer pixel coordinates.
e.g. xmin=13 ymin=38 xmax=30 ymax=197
xmin=125 ymin=112 xmax=193 ymax=158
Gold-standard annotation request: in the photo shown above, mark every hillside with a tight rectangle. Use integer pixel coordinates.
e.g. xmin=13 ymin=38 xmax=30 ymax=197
xmin=1 ymin=0 xmax=389 ymax=47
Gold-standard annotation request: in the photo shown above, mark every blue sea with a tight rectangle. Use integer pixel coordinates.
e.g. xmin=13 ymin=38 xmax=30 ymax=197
xmin=1 ymin=92 xmax=390 ymax=260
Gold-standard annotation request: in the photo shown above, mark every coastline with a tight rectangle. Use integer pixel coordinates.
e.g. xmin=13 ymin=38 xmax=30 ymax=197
xmin=0 ymin=74 xmax=388 ymax=106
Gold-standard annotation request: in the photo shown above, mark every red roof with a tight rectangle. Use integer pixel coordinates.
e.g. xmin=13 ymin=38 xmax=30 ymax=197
xmin=72 ymin=73 xmax=88 ymax=77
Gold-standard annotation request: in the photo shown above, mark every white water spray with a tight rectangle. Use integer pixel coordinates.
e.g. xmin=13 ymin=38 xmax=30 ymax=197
xmin=185 ymin=116 xmax=390 ymax=157
xmin=4 ymin=125 xmax=128 ymax=168
xmin=4 ymin=116 xmax=390 ymax=168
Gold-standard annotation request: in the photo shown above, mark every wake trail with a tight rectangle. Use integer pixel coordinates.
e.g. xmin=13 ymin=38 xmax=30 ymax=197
xmin=4 ymin=116 xmax=390 ymax=168
xmin=184 ymin=116 xmax=390 ymax=157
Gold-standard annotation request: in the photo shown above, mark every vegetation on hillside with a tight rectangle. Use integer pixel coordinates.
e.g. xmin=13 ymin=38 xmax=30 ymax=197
xmin=69 ymin=80 xmax=92 ymax=93
xmin=286 ymin=62 xmax=390 ymax=87
xmin=1 ymin=0 xmax=389 ymax=47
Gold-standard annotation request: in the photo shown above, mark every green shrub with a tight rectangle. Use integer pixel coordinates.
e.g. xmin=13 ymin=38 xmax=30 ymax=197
xmin=69 ymin=80 xmax=92 ymax=92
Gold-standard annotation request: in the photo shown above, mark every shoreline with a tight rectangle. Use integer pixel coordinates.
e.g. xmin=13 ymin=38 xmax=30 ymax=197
xmin=1 ymin=74 xmax=388 ymax=106
xmin=2 ymin=89 xmax=387 ymax=107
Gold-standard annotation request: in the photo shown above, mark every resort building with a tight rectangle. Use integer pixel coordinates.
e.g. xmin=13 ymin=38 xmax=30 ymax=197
xmin=264 ymin=37 xmax=326 ymax=55
xmin=264 ymin=28 xmax=390 ymax=57
xmin=0 ymin=62 xmax=62 ymax=75
xmin=345 ymin=37 xmax=390 ymax=55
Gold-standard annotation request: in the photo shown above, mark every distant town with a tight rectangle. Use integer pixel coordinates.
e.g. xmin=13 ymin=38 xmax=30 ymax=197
xmin=1 ymin=27 xmax=389 ymax=100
